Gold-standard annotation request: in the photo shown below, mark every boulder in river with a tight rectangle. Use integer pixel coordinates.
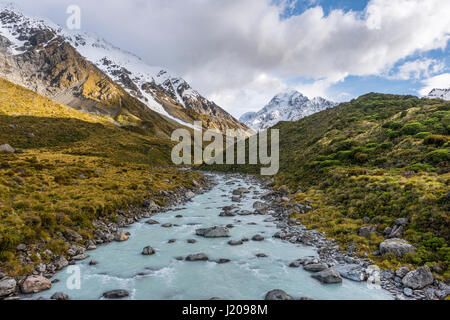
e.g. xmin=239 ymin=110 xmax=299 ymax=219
xmin=251 ymin=234 xmax=264 ymax=241
xmin=265 ymin=289 xmax=294 ymax=300
xmin=303 ymin=263 xmax=328 ymax=272
xmin=187 ymin=239 xmax=197 ymax=244
xmin=402 ymin=266 xmax=434 ymax=289
xmin=145 ymin=219 xmax=159 ymax=225
xmin=185 ymin=253 xmax=209 ymax=261
xmin=114 ymin=230 xmax=129 ymax=242
xmin=20 ymin=275 xmax=52 ymax=294
xmin=142 ymin=246 xmax=156 ymax=255
xmin=228 ymin=240 xmax=243 ymax=246
xmin=216 ymin=258 xmax=231 ymax=264
xmin=219 ymin=211 xmax=236 ymax=217
xmin=103 ymin=289 xmax=129 ymax=299
xmin=311 ymin=268 xmax=342 ymax=284
xmin=161 ymin=223 xmax=173 ymax=228
xmin=231 ymin=196 xmax=241 ymax=202
xmin=196 ymin=226 xmax=230 ymax=238
xmin=51 ymin=292 xmax=70 ymax=300
xmin=379 ymin=238 xmax=416 ymax=257
xmin=256 ymin=253 xmax=268 ymax=258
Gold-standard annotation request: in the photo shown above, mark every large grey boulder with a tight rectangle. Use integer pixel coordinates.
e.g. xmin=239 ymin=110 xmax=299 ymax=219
xmin=402 ymin=266 xmax=434 ymax=289
xmin=0 ymin=278 xmax=16 ymax=297
xmin=264 ymin=289 xmax=294 ymax=300
xmin=311 ymin=268 xmax=343 ymax=284
xmin=379 ymin=238 xmax=416 ymax=257
xmin=334 ymin=264 xmax=366 ymax=282
xmin=0 ymin=144 xmax=15 ymax=153
xmin=196 ymin=226 xmax=230 ymax=238
xmin=20 ymin=275 xmax=51 ymax=294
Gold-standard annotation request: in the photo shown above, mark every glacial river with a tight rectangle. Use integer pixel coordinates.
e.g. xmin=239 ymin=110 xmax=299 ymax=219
xmin=38 ymin=174 xmax=392 ymax=300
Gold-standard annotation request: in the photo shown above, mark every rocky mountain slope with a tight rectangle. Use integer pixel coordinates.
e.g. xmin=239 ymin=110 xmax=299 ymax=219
xmin=426 ymin=88 xmax=450 ymax=101
xmin=240 ymin=90 xmax=337 ymax=131
xmin=0 ymin=4 xmax=250 ymax=136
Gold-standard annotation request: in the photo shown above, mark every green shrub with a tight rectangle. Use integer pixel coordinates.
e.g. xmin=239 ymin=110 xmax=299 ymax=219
xmin=426 ymin=149 xmax=449 ymax=164
xmin=415 ymin=132 xmax=432 ymax=139
xmin=402 ymin=122 xmax=426 ymax=135
xmin=423 ymin=135 xmax=449 ymax=147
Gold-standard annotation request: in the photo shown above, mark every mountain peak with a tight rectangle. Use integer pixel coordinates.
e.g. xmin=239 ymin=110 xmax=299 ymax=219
xmin=240 ymin=91 xmax=337 ymax=131
xmin=426 ymin=87 xmax=450 ymax=101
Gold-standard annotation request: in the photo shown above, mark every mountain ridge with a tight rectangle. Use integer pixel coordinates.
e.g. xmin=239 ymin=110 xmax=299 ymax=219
xmin=0 ymin=4 xmax=251 ymax=136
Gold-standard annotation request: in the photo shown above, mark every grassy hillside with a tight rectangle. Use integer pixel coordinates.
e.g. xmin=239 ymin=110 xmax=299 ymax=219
xmin=0 ymin=78 xmax=204 ymax=275
xmin=206 ymin=93 xmax=449 ymax=279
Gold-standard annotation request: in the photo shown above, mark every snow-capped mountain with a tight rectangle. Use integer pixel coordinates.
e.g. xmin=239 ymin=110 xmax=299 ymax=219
xmin=240 ymin=90 xmax=337 ymax=131
xmin=0 ymin=3 xmax=250 ymax=135
xmin=426 ymin=88 xmax=450 ymax=101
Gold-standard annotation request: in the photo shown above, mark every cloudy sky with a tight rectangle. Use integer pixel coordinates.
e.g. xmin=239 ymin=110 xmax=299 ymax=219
xmin=8 ymin=0 xmax=450 ymax=117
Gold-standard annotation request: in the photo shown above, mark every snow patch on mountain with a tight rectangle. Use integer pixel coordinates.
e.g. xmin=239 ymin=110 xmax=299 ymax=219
xmin=426 ymin=88 xmax=450 ymax=101
xmin=240 ymin=90 xmax=337 ymax=131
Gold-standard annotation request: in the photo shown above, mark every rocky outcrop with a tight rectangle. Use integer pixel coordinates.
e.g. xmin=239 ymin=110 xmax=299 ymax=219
xmin=379 ymin=239 xmax=416 ymax=257
xmin=402 ymin=266 xmax=434 ymax=289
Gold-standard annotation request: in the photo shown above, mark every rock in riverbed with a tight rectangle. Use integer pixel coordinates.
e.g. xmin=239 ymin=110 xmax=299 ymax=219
xmin=142 ymin=246 xmax=156 ymax=255
xmin=103 ymin=289 xmax=129 ymax=299
xmin=185 ymin=253 xmax=209 ymax=261
xmin=145 ymin=219 xmax=159 ymax=225
xmin=303 ymin=263 xmax=328 ymax=272
xmin=51 ymin=292 xmax=70 ymax=300
xmin=311 ymin=268 xmax=342 ymax=284
xmin=252 ymin=234 xmax=264 ymax=241
xmin=333 ymin=264 xmax=366 ymax=281
xmin=20 ymin=275 xmax=52 ymax=294
xmin=228 ymin=240 xmax=243 ymax=246
xmin=265 ymin=289 xmax=294 ymax=300
xmin=196 ymin=226 xmax=230 ymax=238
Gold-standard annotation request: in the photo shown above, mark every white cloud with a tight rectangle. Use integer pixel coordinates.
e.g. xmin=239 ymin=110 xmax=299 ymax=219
xmin=419 ymin=73 xmax=450 ymax=96
xmin=8 ymin=0 xmax=450 ymax=115
xmin=389 ymin=58 xmax=445 ymax=80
